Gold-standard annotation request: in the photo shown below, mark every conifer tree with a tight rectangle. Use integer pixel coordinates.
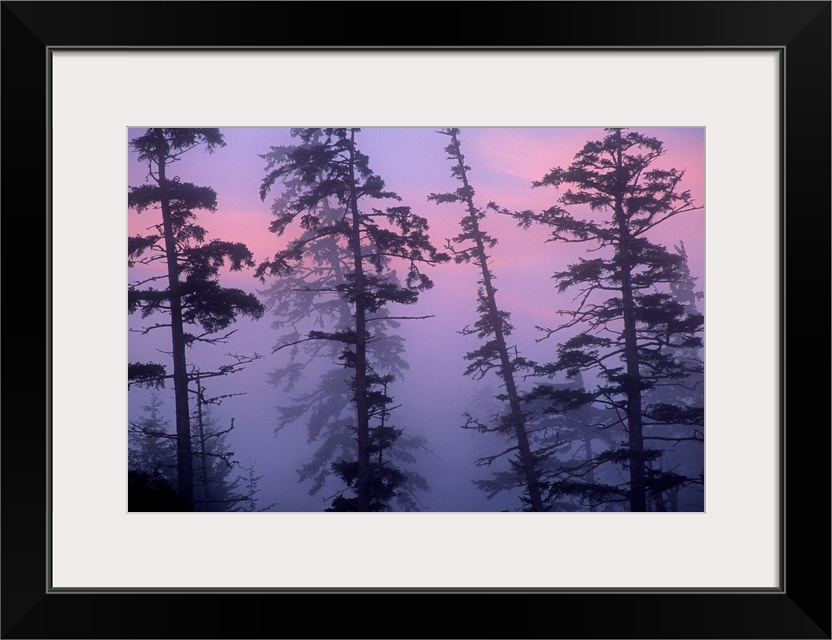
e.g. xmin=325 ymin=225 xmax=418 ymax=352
xmin=257 ymin=128 xmax=448 ymax=511
xmin=637 ymin=242 xmax=704 ymax=510
xmin=235 ymin=459 xmax=279 ymax=512
xmin=513 ymin=128 xmax=703 ymax=511
xmin=128 ymin=384 xmax=249 ymax=512
xmin=428 ymin=128 xmax=544 ymax=511
xmin=190 ymin=377 xmax=244 ymax=512
xmin=257 ymin=178 xmax=414 ymax=502
xmin=128 ymin=128 xmax=265 ymax=509
xmin=128 ymin=393 xmax=177 ymax=487
xmin=325 ymin=375 xmax=419 ymax=511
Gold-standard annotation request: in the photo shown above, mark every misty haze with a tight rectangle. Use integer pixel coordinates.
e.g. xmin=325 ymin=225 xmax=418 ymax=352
xmin=128 ymin=127 xmax=704 ymax=513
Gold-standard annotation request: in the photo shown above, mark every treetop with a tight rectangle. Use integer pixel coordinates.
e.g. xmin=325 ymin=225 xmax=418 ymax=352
xmin=130 ymin=128 xmax=226 ymax=164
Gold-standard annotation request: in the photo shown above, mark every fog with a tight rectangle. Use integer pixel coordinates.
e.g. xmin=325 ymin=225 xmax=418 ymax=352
xmin=128 ymin=127 xmax=704 ymax=512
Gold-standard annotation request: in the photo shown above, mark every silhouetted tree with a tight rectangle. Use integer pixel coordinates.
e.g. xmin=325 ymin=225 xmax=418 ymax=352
xmin=190 ymin=376 xmax=244 ymax=512
xmin=128 ymin=393 xmax=177 ymax=487
xmin=638 ymin=242 xmax=704 ymax=511
xmin=128 ymin=387 xmax=246 ymax=512
xmin=257 ymin=128 xmax=448 ymax=511
xmin=128 ymin=128 xmax=265 ymax=509
xmin=428 ymin=128 xmax=544 ymax=511
xmin=257 ymin=173 xmax=413 ymax=502
xmin=522 ymin=374 xmax=620 ymax=511
xmin=513 ymin=128 xmax=703 ymax=511
xmin=236 ymin=458 xmax=277 ymax=512
xmin=325 ymin=375 xmax=426 ymax=511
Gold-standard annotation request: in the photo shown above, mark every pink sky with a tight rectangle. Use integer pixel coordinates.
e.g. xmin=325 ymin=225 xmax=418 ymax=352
xmin=127 ymin=127 xmax=704 ymax=511
xmin=128 ymin=126 xmax=704 ymax=294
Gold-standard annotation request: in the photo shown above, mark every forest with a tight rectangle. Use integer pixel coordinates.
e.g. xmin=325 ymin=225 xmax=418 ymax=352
xmin=127 ymin=126 xmax=704 ymax=513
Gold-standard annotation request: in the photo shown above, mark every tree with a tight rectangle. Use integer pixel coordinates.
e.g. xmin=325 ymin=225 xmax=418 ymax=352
xmin=128 ymin=392 xmax=177 ymax=488
xmin=128 ymin=128 xmax=265 ymax=510
xmin=325 ymin=374 xmax=426 ymax=511
xmin=257 ymin=128 xmax=448 ymax=511
xmin=190 ymin=376 xmax=244 ymax=512
xmin=514 ymin=128 xmax=703 ymax=512
xmin=235 ymin=458 xmax=277 ymax=512
xmin=257 ymin=171 xmax=412 ymax=503
xmin=128 ymin=386 xmax=247 ymax=512
xmin=637 ymin=242 xmax=704 ymax=511
xmin=522 ymin=373 xmax=622 ymax=512
xmin=428 ymin=128 xmax=544 ymax=511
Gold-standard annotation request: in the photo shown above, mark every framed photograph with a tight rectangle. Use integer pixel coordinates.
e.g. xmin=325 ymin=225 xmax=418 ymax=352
xmin=3 ymin=2 xmax=829 ymax=638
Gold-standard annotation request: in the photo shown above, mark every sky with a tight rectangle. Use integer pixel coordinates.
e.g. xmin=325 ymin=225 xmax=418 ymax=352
xmin=128 ymin=127 xmax=705 ymax=512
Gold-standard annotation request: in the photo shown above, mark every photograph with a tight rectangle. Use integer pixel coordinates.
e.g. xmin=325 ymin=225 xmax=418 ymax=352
xmin=3 ymin=0 xmax=828 ymax=635
xmin=128 ymin=126 xmax=705 ymax=513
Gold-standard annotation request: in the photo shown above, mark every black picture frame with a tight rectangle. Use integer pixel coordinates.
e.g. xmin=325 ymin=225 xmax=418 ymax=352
xmin=2 ymin=2 xmax=829 ymax=638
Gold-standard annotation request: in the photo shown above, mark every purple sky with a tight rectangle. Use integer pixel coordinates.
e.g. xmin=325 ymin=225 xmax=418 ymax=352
xmin=128 ymin=127 xmax=704 ymax=512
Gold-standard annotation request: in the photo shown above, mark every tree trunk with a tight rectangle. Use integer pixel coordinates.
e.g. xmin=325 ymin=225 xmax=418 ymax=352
xmin=614 ymin=129 xmax=647 ymax=512
xmin=452 ymin=135 xmax=544 ymax=511
xmin=475 ymin=235 xmax=544 ymax=512
xmin=196 ymin=375 xmax=211 ymax=512
xmin=619 ymin=248 xmax=646 ymax=512
xmin=322 ymin=200 xmax=355 ymax=324
xmin=347 ymin=130 xmax=371 ymax=512
xmin=157 ymin=142 xmax=194 ymax=511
